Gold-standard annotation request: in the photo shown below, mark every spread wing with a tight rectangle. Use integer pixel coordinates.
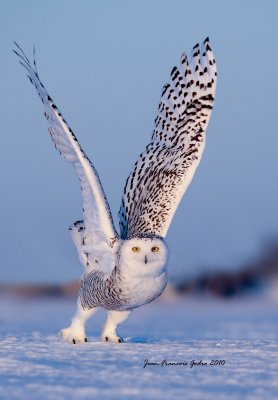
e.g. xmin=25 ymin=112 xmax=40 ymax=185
xmin=14 ymin=43 xmax=118 ymax=271
xmin=119 ymin=37 xmax=217 ymax=239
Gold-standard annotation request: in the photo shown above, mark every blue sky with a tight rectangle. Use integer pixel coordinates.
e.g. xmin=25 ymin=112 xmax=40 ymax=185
xmin=0 ymin=0 xmax=277 ymax=282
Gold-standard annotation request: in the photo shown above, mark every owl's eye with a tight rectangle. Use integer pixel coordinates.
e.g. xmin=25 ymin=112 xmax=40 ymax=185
xmin=132 ymin=246 xmax=140 ymax=252
xmin=151 ymin=246 xmax=159 ymax=252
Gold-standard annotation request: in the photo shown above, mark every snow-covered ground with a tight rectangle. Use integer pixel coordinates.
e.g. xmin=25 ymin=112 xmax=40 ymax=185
xmin=0 ymin=292 xmax=277 ymax=400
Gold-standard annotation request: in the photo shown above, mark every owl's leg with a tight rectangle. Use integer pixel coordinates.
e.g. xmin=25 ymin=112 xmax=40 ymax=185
xmin=101 ymin=310 xmax=131 ymax=343
xmin=60 ymin=299 xmax=98 ymax=344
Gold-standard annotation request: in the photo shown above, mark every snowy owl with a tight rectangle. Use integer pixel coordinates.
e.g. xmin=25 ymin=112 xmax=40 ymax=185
xmin=14 ymin=38 xmax=217 ymax=343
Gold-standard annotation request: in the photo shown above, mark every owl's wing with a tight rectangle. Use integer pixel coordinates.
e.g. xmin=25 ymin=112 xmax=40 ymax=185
xmin=119 ymin=38 xmax=217 ymax=239
xmin=14 ymin=43 xmax=118 ymax=271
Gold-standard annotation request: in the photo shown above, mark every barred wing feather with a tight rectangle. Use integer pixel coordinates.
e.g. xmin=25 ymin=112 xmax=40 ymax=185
xmin=119 ymin=38 xmax=217 ymax=239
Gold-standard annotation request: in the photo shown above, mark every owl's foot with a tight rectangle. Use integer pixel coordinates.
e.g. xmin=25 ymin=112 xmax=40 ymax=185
xmin=60 ymin=324 xmax=87 ymax=344
xmin=60 ymin=300 xmax=99 ymax=344
xmin=101 ymin=334 xmax=124 ymax=343
xmin=101 ymin=310 xmax=131 ymax=344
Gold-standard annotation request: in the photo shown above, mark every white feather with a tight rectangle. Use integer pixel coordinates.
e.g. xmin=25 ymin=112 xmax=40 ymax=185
xmin=14 ymin=43 xmax=118 ymax=272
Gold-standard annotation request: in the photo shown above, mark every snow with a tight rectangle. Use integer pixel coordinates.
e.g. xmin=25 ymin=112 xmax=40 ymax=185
xmin=0 ymin=293 xmax=277 ymax=399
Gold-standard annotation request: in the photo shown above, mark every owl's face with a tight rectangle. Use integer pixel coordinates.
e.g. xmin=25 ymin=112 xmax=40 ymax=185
xmin=120 ymin=236 xmax=168 ymax=277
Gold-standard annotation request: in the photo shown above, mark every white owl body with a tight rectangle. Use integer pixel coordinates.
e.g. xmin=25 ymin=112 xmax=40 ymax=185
xmin=79 ymin=236 xmax=168 ymax=311
xmin=120 ymin=269 xmax=168 ymax=310
xmin=15 ymin=37 xmax=217 ymax=343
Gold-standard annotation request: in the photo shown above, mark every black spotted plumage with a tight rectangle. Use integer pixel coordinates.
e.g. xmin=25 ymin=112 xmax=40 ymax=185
xmin=79 ymin=267 xmax=128 ymax=311
xmin=119 ymin=37 xmax=217 ymax=239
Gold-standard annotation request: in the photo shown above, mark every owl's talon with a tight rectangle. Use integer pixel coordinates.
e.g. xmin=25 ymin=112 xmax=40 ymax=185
xmin=102 ymin=334 xmax=124 ymax=343
xmin=60 ymin=324 xmax=87 ymax=344
xmin=84 ymin=338 xmax=88 ymax=342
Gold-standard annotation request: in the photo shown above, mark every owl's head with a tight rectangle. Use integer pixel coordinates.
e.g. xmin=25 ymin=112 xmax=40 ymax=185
xmin=119 ymin=235 xmax=168 ymax=277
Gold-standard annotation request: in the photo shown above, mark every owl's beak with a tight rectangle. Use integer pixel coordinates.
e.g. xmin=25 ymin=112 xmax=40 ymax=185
xmin=144 ymin=255 xmax=148 ymax=264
